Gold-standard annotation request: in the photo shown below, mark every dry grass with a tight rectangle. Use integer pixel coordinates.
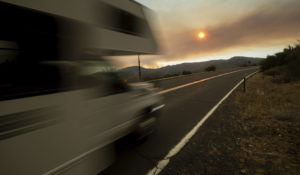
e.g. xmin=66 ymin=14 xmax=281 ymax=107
xmin=233 ymin=73 xmax=300 ymax=174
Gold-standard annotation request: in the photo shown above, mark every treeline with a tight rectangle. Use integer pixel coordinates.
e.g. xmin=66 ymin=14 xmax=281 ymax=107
xmin=143 ymin=65 xmax=217 ymax=81
xmin=160 ymin=70 xmax=192 ymax=79
xmin=260 ymin=42 xmax=300 ymax=81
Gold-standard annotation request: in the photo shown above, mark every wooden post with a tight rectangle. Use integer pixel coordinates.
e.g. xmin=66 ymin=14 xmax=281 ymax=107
xmin=243 ymin=77 xmax=246 ymax=92
xmin=138 ymin=54 xmax=141 ymax=81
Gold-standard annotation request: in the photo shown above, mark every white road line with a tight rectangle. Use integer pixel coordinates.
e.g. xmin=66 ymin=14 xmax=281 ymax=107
xmin=151 ymin=104 xmax=166 ymax=113
xmin=157 ymin=68 xmax=256 ymax=95
xmin=146 ymin=71 xmax=258 ymax=175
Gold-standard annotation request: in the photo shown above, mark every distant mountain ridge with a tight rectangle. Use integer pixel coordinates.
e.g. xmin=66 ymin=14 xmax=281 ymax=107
xmin=119 ymin=56 xmax=263 ymax=81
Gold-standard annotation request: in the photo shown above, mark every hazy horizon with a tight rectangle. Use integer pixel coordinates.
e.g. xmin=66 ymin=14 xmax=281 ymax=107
xmin=114 ymin=56 xmax=263 ymax=69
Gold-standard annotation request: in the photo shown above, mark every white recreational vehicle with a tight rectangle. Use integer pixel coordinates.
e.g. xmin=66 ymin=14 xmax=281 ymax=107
xmin=0 ymin=0 xmax=162 ymax=174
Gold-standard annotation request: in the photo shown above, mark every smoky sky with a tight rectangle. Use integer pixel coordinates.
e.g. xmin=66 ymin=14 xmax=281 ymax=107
xmin=162 ymin=1 xmax=300 ymax=59
xmin=113 ymin=0 xmax=300 ymax=68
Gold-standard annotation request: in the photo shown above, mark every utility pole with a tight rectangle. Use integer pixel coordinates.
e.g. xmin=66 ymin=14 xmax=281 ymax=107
xmin=138 ymin=54 xmax=141 ymax=81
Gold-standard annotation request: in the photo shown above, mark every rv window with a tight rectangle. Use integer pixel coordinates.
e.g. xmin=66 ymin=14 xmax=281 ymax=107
xmin=0 ymin=2 xmax=76 ymax=100
xmin=76 ymin=61 xmax=128 ymax=96
xmin=0 ymin=1 xmax=60 ymax=62
xmin=100 ymin=2 xmax=145 ymax=36
xmin=0 ymin=61 xmax=72 ymax=100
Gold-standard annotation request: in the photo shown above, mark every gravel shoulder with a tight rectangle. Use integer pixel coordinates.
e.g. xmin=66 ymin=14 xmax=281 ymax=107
xmin=160 ymin=73 xmax=300 ymax=175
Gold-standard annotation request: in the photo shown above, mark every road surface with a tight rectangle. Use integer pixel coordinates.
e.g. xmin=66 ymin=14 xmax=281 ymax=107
xmin=101 ymin=67 xmax=258 ymax=175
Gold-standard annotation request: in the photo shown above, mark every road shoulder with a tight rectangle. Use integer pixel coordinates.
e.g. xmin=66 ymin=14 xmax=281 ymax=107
xmin=160 ymin=73 xmax=300 ymax=175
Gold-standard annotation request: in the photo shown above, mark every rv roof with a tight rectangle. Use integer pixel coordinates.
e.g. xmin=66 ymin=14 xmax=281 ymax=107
xmin=0 ymin=0 xmax=158 ymax=56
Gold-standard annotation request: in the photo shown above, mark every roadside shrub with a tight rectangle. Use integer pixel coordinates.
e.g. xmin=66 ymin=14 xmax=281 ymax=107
xmin=260 ymin=42 xmax=300 ymax=80
xmin=182 ymin=70 xmax=192 ymax=75
xmin=286 ymin=55 xmax=300 ymax=79
xmin=263 ymin=66 xmax=284 ymax=76
xmin=205 ymin=65 xmax=216 ymax=72
xmin=163 ymin=73 xmax=179 ymax=78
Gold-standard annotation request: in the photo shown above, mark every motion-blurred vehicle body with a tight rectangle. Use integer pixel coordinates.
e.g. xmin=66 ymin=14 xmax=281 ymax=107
xmin=0 ymin=0 xmax=161 ymax=174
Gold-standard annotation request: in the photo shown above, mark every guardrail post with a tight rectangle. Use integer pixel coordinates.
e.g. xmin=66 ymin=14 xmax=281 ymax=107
xmin=243 ymin=77 xmax=246 ymax=92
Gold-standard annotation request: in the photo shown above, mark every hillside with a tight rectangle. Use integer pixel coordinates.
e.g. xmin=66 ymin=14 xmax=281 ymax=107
xmin=119 ymin=56 xmax=263 ymax=81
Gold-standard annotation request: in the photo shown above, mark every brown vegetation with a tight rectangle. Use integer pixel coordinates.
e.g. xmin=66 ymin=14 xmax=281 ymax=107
xmin=233 ymin=74 xmax=300 ymax=174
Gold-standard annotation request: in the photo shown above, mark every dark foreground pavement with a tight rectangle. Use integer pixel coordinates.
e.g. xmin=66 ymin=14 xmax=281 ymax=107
xmin=159 ymin=84 xmax=246 ymax=175
xmin=101 ymin=68 xmax=258 ymax=175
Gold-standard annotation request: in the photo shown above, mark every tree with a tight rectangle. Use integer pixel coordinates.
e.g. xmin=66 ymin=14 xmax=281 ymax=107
xmin=182 ymin=70 xmax=192 ymax=75
xmin=205 ymin=65 xmax=216 ymax=72
xmin=260 ymin=42 xmax=300 ymax=80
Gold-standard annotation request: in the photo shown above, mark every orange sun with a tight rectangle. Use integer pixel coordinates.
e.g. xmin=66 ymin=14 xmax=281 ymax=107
xmin=198 ymin=32 xmax=206 ymax=39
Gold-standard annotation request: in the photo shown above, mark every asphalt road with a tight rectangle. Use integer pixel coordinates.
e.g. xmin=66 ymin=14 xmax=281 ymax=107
xmin=100 ymin=67 xmax=258 ymax=175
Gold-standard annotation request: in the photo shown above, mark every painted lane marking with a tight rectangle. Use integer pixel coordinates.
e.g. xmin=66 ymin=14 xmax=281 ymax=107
xmin=157 ymin=68 xmax=256 ymax=95
xmin=151 ymin=104 xmax=165 ymax=113
xmin=146 ymin=71 xmax=258 ymax=175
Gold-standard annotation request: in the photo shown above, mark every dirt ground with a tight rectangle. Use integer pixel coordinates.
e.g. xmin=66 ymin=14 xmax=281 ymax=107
xmin=160 ymin=73 xmax=300 ymax=175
